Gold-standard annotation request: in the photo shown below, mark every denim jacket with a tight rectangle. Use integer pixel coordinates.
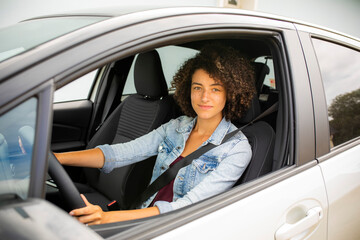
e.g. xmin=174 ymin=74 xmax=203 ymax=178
xmin=98 ymin=116 xmax=252 ymax=213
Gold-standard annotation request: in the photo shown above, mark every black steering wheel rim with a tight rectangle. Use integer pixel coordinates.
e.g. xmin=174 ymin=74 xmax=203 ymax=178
xmin=48 ymin=151 xmax=86 ymax=210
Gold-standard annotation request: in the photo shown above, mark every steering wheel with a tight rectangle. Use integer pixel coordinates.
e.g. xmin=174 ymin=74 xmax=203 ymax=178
xmin=48 ymin=152 xmax=86 ymax=210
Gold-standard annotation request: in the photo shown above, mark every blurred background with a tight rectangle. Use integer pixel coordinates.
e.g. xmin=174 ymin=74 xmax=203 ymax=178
xmin=1 ymin=0 xmax=359 ymax=38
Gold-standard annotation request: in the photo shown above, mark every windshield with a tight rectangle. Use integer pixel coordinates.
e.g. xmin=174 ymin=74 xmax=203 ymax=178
xmin=0 ymin=16 xmax=108 ymax=62
xmin=0 ymin=98 xmax=37 ymax=199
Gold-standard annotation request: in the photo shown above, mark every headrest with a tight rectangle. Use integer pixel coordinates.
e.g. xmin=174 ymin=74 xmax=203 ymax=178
xmin=134 ymin=50 xmax=168 ymax=99
xmin=252 ymin=62 xmax=270 ymax=93
xmin=252 ymin=62 xmax=270 ymax=76
xmin=237 ymin=96 xmax=261 ymax=124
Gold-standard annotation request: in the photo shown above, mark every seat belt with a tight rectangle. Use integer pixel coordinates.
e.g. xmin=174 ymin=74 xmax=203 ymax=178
xmin=96 ymin=69 xmax=121 ymax=131
xmin=130 ymin=102 xmax=279 ymax=209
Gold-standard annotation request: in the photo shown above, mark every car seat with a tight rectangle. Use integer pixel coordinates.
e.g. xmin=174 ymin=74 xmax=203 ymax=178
xmin=252 ymin=62 xmax=270 ymax=95
xmin=79 ymin=50 xmax=174 ymax=210
xmin=233 ymin=62 xmax=275 ymax=185
xmin=236 ymin=100 xmax=276 ymax=185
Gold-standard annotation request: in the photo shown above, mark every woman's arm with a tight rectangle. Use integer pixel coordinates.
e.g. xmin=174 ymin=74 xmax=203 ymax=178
xmin=70 ymin=195 xmax=160 ymax=225
xmin=56 ymin=118 xmax=175 ymax=171
xmin=54 ymin=148 xmax=105 ymax=169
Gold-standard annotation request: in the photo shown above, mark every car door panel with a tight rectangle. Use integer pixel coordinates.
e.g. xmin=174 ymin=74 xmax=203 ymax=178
xmin=153 ymin=165 xmax=328 ymax=240
xmin=51 ymin=100 xmax=92 ymax=152
xmin=319 ymin=142 xmax=360 ymax=240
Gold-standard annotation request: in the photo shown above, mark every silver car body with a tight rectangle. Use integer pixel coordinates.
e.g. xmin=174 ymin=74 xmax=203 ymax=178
xmin=0 ymin=7 xmax=359 ymax=239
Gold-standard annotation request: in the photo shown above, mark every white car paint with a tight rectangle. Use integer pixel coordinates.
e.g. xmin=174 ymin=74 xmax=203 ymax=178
xmin=320 ymin=143 xmax=360 ymax=240
xmin=154 ymin=164 xmax=328 ymax=239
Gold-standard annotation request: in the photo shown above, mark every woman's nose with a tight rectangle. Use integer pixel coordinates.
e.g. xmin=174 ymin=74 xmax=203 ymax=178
xmin=201 ymin=89 xmax=209 ymax=101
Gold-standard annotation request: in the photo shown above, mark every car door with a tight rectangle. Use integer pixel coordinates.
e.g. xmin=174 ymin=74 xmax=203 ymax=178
xmin=297 ymin=26 xmax=360 ymax=239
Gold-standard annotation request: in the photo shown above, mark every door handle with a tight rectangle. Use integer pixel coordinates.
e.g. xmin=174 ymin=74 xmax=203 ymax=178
xmin=275 ymin=207 xmax=323 ymax=240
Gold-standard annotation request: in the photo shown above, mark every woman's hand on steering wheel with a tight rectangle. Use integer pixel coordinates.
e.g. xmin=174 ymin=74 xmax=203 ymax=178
xmin=70 ymin=194 xmax=107 ymax=225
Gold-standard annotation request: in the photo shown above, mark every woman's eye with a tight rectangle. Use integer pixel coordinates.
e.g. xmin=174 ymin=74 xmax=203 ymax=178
xmin=212 ymin=88 xmax=220 ymax=92
xmin=193 ymin=86 xmax=201 ymax=90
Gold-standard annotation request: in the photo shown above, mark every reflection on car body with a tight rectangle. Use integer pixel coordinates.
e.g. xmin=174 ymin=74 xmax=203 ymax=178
xmin=0 ymin=6 xmax=359 ymax=240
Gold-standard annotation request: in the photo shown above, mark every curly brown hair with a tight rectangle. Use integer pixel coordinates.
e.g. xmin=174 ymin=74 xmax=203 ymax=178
xmin=172 ymin=43 xmax=256 ymax=122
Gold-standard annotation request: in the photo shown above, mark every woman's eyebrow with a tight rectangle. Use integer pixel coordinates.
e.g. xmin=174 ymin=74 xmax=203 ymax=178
xmin=191 ymin=82 xmax=223 ymax=86
xmin=191 ymin=82 xmax=202 ymax=85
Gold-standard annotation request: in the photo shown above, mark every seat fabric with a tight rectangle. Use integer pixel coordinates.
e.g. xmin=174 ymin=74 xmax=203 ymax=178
xmin=236 ymin=121 xmax=275 ymax=184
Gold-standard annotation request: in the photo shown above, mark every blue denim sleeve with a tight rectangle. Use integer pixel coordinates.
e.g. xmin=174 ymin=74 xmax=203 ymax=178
xmin=153 ymin=201 xmax=173 ymax=213
xmin=96 ymin=121 xmax=171 ymax=173
xmin=154 ymin=132 xmax=252 ymax=214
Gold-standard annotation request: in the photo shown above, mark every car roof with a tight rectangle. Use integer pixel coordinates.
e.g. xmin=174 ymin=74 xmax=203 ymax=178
xmin=0 ymin=7 xmax=358 ymax=84
xmin=24 ymin=6 xmax=358 ymax=40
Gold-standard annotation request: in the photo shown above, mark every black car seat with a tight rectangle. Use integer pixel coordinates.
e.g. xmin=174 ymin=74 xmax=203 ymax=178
xmin=79 ymin=50 xmax=175 ymax=210
xmin=235 ymin=99 xmax=275 ymax=185
xmin=252 ymin=62 xmax=270 ymax=95
xmin=233 ymin=62 xmax=276 ymax=185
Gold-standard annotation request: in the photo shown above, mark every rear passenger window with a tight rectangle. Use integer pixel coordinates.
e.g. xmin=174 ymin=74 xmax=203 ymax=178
xmin=312 ymin=39 xmax=360 ymax=147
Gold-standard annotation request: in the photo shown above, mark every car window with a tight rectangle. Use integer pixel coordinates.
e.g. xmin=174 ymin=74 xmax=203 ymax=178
xmin=0 ymin=98 xmax=37 ymax=199
xmin=255 ymin=56 xmax=275 ymax=89
xmin=53 ymin=70 xmax=97 ymax=103
xmin=254 ymin=56 xmax=277 ymax=106
xmin=312 ymin=38 xmax=360 ymax=148
xmin=0 ymin=17 xmax=108 ymax=62
xmin=123 ymin=45 xmax=199 ymax=95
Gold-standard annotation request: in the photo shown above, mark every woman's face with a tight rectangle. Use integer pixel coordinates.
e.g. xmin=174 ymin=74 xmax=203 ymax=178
xmin=191 ymin=69 xmax=227 ymax=122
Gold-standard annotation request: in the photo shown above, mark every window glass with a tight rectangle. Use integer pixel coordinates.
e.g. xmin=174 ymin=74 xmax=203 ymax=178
xmin=54 ymin=70 xmax=97 ymax=103
xmin=255 ymin=56 xmax=275 ymax=89
xmin=0 ymin=17 xmax=107 ymax=62
xmin=0 ymin=98 xmax=37 ymax=199
xmin=254 ymin=56 xmax=278 ymax=109
xmin=312 ymin=39 xmax=360 ymax=147
xmin=123 ymin=46 xmax=198 ymax=95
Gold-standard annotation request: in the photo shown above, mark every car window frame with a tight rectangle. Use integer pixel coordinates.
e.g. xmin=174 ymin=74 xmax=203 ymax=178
xmin=61 ymin=25 xmax=304 ymax=234
xmin=295 ymin=24 xmax=360 ymax=161
xmin=85 ymin=30 xmax=300 ymax=237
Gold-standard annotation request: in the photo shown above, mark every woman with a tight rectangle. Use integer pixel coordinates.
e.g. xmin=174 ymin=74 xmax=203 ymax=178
xmin=56 ymin=43 xmax=256 ymax=225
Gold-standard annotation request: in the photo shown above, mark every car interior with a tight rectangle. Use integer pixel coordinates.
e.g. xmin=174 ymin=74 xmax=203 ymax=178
xmin=47 ymin=36 xmax=291 ymax=220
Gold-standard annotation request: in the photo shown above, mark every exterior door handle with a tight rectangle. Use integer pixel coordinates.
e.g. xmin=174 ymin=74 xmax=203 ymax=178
xmin=275 ymin=207 xmax=323 ymax=240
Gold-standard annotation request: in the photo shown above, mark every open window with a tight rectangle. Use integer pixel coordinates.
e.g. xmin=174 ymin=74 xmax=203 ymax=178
xmin=49 ymin=30 xmax=293 ymax=237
